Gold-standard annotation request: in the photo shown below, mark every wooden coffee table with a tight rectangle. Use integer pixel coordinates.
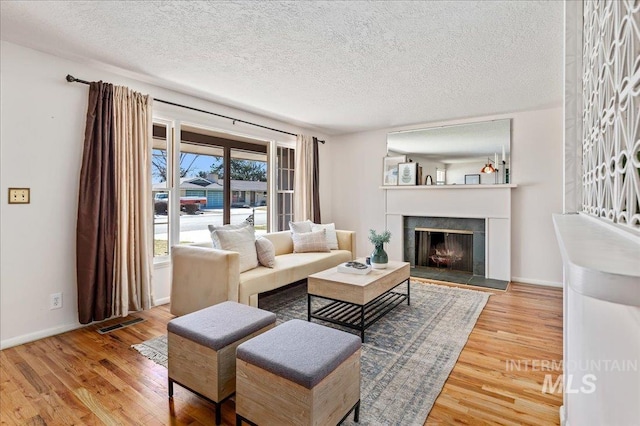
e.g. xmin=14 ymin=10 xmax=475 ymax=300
xmin=307 ymin=260 xmax=410 ymax=342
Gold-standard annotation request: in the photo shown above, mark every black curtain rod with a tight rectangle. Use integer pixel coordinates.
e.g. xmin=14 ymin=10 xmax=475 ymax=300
xmin=66 ymin=74 xmax=324 ymax=143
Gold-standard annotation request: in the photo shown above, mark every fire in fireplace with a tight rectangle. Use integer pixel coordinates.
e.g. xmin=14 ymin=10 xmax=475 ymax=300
xmin=415 ymin=228 xmax=473 ymax=274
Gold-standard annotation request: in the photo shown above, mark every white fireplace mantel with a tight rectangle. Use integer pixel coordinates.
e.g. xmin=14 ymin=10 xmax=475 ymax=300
xmin=380 ymin=184 xmax=518 ymax=190
xmin=383 ymin=185 xmax=515 ymax=281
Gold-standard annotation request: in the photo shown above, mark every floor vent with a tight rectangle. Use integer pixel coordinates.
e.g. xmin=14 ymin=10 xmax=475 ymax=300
xmin=97 ymin=317 xmax=145 ymax=334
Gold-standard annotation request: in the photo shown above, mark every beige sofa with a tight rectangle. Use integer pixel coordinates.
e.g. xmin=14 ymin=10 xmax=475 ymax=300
xmin=170 ymin=230 xmax=355 ymax=316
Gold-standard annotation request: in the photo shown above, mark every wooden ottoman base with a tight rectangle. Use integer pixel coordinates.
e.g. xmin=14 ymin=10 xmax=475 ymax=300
xmin=168 ymin=324 xmax=274 ymax=424
xmin=236 ymin=349 xmax=361 ymax=425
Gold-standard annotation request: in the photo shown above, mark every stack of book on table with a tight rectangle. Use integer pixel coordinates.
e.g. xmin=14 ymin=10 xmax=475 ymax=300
xmin=337 ymin=261 xmax=371 ymax=275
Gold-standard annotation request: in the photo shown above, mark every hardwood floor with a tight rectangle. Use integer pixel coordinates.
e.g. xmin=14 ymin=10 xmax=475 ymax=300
xmin=0 ymin=282 xmax=563 ymax=425
xmin=426 ymin=282 xmax=563 ymax=425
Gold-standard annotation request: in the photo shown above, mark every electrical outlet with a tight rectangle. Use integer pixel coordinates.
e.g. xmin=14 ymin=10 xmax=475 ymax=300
xmin=50 ymin=293 xmax=62 ymax=310
xmin=8 ymin=188 xmax=30 ymax=204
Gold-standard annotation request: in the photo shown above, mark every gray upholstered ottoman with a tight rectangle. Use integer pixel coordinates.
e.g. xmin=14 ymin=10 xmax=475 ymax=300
xmin=167 ymin=301 xmax=276 ymax=425
xmin=235 ymin=319 xmax=362 ymax=426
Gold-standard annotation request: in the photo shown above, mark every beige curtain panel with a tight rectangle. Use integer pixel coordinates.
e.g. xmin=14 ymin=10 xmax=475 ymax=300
xmin=113 ymin=86 xmax=153 ymax=317
xmin=294 ymin=134 xmax=315 ymax=222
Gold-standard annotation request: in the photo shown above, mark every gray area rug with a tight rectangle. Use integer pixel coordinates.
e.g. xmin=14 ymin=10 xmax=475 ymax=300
xmin=132 ymin=281 xmax=489 ymax=425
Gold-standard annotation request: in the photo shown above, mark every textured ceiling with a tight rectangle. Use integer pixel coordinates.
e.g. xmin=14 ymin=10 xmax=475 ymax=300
xmin=0 ymin=1 xmax=563 ymax=135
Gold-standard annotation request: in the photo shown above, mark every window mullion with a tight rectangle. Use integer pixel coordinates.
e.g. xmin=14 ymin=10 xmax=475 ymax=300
xmin=169 ymin=122 xmax=181 ymax=248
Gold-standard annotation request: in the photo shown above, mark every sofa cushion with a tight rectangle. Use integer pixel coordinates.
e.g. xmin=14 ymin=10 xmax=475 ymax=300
xmin=216 ymin=225 xmax=259 ymax=272
xmin=255 ymin=237 xmax=275 ymax=268
xmin=261 ymin=231 xmax=294 ymax=256
xmin=238 ymin=250 xmax=352 ymax=305
xmin=289 ymin=219 xmax=312 ymax=234
xmin=311 ymin=223 xmax=339 ymax=250
xmin=292 ymin=229 xmax=330 ymax=253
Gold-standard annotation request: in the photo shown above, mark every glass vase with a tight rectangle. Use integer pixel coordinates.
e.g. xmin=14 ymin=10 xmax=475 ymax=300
xmin=371 ymin=243 xmax=388 ymax=269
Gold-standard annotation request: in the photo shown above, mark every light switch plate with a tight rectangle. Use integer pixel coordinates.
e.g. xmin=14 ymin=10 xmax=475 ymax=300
xmin=8 ymin=188 xmax=30 ymax=204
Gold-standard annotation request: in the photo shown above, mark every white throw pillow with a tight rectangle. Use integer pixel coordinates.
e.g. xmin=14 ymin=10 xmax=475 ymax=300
xmin=289 ymin=219 xmax=313 ymax=234
xmin=209 ymin=222 xmax=250 ymax=249
xmin=311 ymin=223 xmax=339 ymax=250
xmin=292 ymin=229 xmax=330 ymax=253
xmin=255 ymin=237 xmax=276 ymax=268
xmin=215 ymin=225 xmax=259 ymax=272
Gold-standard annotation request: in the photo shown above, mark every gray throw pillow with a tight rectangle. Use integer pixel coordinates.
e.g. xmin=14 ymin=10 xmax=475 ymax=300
xmin=292 ymin=229 xmax=330 ymax=253
xmin=255 ymin=237 xmax=276 ymax=268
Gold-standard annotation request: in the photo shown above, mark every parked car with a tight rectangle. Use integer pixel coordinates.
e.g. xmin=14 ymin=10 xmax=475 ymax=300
xmin=154 ymin=193 xmax=207 ymax=214
xmin=231 ymin=202 xmax=250 ymax=208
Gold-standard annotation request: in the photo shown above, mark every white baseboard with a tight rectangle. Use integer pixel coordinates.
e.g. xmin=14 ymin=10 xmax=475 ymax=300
xmin=511 ymin=276 xmax=563 ymax=288
xmin=153 ymin=297 xmax=170 ymax=306
xmin=1 ymin=299 xmax=173 ymax=350
xmin=0 ymin=322 xmax=82 ymax=350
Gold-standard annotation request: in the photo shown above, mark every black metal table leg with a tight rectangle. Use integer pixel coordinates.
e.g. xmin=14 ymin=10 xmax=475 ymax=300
xmin=338 ymin=399 xmax=361 ymax=425
xmin=215 ymin=401 xmax=221 ymax=425
xmin=308 ymin=275 xmax=409 ymax=341
xmin=360 ymin=304 xmax=366 ymax=342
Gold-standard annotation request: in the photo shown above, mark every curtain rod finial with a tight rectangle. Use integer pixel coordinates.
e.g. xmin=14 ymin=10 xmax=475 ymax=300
xmin=66 ymin=74 xmax=76 ymax=83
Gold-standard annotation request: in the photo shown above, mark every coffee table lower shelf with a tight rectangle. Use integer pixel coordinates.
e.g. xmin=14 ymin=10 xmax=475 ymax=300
xmin=307 ymin=280 xmax=410 ymax=342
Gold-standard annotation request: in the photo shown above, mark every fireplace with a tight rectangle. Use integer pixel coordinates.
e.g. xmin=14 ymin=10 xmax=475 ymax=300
xmin=415 ymin=228 xmax=473 ymax=274
xmin=385 ymin=186 xmax=512 ymax=284
xmin=404 ymin=216 xmax=485 ymax=277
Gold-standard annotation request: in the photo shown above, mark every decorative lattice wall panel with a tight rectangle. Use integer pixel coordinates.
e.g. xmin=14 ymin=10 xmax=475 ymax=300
xmin=582 ymin=0 xmax=640 ymax=230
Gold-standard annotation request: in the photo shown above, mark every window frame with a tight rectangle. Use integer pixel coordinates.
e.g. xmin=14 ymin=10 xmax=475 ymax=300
xmin=151 ymin=112 xmax=290 ymax=262
xmin=151 ymin=118 xmax=175 ymax=263
xmin=274 ymin=144 xmax=296 ymax=231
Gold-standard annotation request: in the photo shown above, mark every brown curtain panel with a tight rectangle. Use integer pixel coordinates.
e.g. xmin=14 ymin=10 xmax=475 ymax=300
xmin=312 ymin=137 xmax=321 ymax=223
xmin=76 ymin=82 xmax=116 ymax=324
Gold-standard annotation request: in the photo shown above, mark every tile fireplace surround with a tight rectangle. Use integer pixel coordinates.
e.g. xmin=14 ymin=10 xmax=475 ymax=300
xmin=383 ymin=185 xmax=514 ymax=282
xmin=404 ymin=216 xmax=485 ymax=275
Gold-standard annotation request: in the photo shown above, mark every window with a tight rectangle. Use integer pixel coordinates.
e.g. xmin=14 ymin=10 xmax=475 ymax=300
xmin=231 ymin=148 xmax=268 ymax=235
xmin=177 ymin=135 xmax=224 ymax=246
xmin=276 ymin=146 xmax=295 ymax=231
xmin=151 ymin=121 xmax=171 ymax=258
xmin=151 ymin=119 xmax=275 ymax=259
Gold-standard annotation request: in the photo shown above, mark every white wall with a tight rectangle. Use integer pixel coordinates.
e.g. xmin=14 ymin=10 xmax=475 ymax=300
xmin=329 ymin=107 xmax=564 ymax=286
xmin=0 ymin=41 xmax=326 ymax=348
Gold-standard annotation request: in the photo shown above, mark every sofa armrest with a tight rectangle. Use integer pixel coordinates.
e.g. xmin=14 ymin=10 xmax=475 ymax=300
xmin=170 ymin=245 xmax=240 ymax=316
xmin=336 ymin=230 xmax=356 ymax=260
